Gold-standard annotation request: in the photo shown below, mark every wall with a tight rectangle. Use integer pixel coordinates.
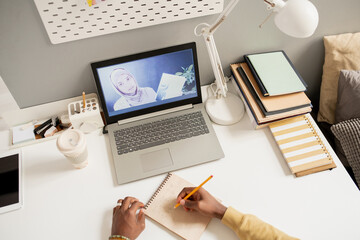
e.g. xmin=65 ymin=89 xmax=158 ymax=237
xmin=1 ymin=0 xmax=360 ymax=111
xmin=0 ymin=76 xmax=19 ymax=130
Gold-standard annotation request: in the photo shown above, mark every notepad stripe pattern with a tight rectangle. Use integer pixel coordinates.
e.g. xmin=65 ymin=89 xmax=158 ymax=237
xmin=284 ymin=145 xmax=323 ymax=158
xmin=288 ymin=154 xmax=329 ymax=167
xmin=279 ymin=137 xmax=318 ymax=149
xmin=269 ymin=115 xmax=333 ymax=173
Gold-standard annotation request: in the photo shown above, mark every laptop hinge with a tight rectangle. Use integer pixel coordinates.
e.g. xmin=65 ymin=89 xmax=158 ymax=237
xmin=117 ymin=104 xmax=193 ymax=125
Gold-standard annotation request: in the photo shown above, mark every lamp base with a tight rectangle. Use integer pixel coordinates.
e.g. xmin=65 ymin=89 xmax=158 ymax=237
xmin=205 ymin=92 xmax=245 ymax=125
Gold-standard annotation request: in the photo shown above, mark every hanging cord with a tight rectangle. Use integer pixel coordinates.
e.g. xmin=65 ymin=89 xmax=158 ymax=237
xmin=259 ymin=0 xmax=276 ymax=28
xmin=259 ymin=11 xmax=274 ymax=28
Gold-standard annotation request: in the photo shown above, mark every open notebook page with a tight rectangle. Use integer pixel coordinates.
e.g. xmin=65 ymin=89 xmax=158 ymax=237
xmin=144 ymin=173 xmax=212 ymax=240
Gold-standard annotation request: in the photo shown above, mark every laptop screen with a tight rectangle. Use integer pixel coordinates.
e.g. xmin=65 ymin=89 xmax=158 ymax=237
xmin=91 ymin=42 xmax=201 ymax=124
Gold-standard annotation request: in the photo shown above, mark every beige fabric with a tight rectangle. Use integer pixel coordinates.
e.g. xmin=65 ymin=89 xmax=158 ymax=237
xmin=317 ymin=32 xmax=360 ymax=124
xmin=221 ymin=207 xmax=299 ymax=240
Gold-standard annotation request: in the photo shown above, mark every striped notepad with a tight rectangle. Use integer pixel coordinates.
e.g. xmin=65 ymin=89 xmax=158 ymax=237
xmin=269 ymin=115 xmax=333 ymax=174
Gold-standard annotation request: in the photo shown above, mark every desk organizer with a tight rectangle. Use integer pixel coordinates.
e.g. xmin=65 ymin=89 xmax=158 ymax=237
xmin=34 ymin=0 xmax=223 ymax=44
xmin=68 ymin=97 xmax=104 ymax=133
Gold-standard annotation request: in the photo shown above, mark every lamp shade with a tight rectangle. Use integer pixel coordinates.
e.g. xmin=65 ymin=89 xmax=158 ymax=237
xmin=274 ymin=0 xmax=319 ymax=38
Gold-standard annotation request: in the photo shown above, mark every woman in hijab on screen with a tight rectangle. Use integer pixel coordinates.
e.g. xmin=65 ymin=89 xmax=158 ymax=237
xmin=111 ymin=68 xmax=156 ymax=111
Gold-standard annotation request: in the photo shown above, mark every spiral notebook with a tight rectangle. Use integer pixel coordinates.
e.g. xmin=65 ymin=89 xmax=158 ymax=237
xmin=269 ymin=115 xmax=336 ymax=176
xmin=144 ymin=173 xmax=212 ymax=240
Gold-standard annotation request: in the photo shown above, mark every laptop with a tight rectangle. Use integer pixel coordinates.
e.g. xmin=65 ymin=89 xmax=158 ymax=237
xmin=91 ymin=42 xmax=224 ymax=184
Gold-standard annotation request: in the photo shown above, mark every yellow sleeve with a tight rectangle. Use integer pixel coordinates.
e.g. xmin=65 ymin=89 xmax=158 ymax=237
xmin=221 ymin=207 xmax=299 ymax=240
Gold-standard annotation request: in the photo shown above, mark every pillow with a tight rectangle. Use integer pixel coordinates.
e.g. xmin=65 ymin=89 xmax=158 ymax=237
xmin=331 ymin=118 xmax=360 ymax=188
xmin=317 ymin=32 xmax=360 ymax=124
xmin=335 ymin=70 xmax=360 ymax=123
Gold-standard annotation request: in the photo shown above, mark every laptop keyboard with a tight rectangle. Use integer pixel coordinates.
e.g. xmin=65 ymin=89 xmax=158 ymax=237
xmin=113 ymin=111 xmax=210 ymax=155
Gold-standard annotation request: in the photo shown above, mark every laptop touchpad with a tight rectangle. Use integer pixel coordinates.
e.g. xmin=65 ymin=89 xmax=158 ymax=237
xmin=140 ymin=148 xmax=174 ymax=172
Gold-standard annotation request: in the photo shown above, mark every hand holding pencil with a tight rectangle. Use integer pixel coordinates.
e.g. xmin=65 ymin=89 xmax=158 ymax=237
xmin=176 ymin=176 xmax=227 ymax=219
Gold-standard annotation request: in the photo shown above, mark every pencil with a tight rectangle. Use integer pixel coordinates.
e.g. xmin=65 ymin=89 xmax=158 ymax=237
xmin=82 ymin=92 xmax=85 ymax=109
xmin=174 ymin=175 xmax=213 ymax=209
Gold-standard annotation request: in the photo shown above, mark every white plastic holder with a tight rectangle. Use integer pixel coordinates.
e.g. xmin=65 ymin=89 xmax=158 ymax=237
xmin=68 ymin=97 xmax=104 ymax=133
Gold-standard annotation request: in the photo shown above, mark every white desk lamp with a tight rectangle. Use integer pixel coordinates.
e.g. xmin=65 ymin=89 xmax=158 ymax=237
xmin=195 ymin=0 xmax=319 ymax=125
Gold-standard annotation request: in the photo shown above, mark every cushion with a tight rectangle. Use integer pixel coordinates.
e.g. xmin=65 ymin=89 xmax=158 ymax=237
xmin=335 ymin=70 xmax=360 ymax=123
xmin=331 ymin=118 xmax=360 ymax=187
xmin=317 ymin=32 xmax=360 ymax=124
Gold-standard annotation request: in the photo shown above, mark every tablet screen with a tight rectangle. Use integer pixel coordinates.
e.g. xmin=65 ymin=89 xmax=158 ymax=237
xmin=0 ymin=153 xmax=20 ymax=209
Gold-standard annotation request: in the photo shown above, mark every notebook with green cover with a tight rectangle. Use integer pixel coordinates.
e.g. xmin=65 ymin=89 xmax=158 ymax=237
xmin=245 ymin=51 xmax=307 ymax=96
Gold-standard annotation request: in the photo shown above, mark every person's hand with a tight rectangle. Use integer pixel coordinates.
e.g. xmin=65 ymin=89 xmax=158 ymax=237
xmin=111 ymin=197 xmax=145 ymax=239
xmin=176 ymin=188 xmax=227 ymax=219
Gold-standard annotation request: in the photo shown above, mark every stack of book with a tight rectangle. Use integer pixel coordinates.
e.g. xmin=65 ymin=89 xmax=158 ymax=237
xmin=231 ymin=51 xmax=312 ymax=129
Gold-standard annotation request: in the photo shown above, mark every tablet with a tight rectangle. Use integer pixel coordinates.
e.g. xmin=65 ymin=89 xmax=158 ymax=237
xmin=0 ymin=149 xmax=23 ymax=214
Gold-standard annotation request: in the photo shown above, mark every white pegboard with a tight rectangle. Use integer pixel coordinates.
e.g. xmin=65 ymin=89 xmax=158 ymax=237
xmin=34 ymin=0 xmax=224 ymax=44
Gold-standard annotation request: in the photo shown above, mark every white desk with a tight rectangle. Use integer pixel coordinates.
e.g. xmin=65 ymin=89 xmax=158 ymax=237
xmin=1 ymin=86 xmax=360 ymax=240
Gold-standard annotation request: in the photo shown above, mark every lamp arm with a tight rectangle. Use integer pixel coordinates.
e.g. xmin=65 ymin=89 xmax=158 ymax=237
xmin=203 ymin=34 xmax=227 ymax=98
xmin=208 ymin=0 xmax=239 ymax=34
xmin=194 ymin=0 xmax=239 ymax=98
